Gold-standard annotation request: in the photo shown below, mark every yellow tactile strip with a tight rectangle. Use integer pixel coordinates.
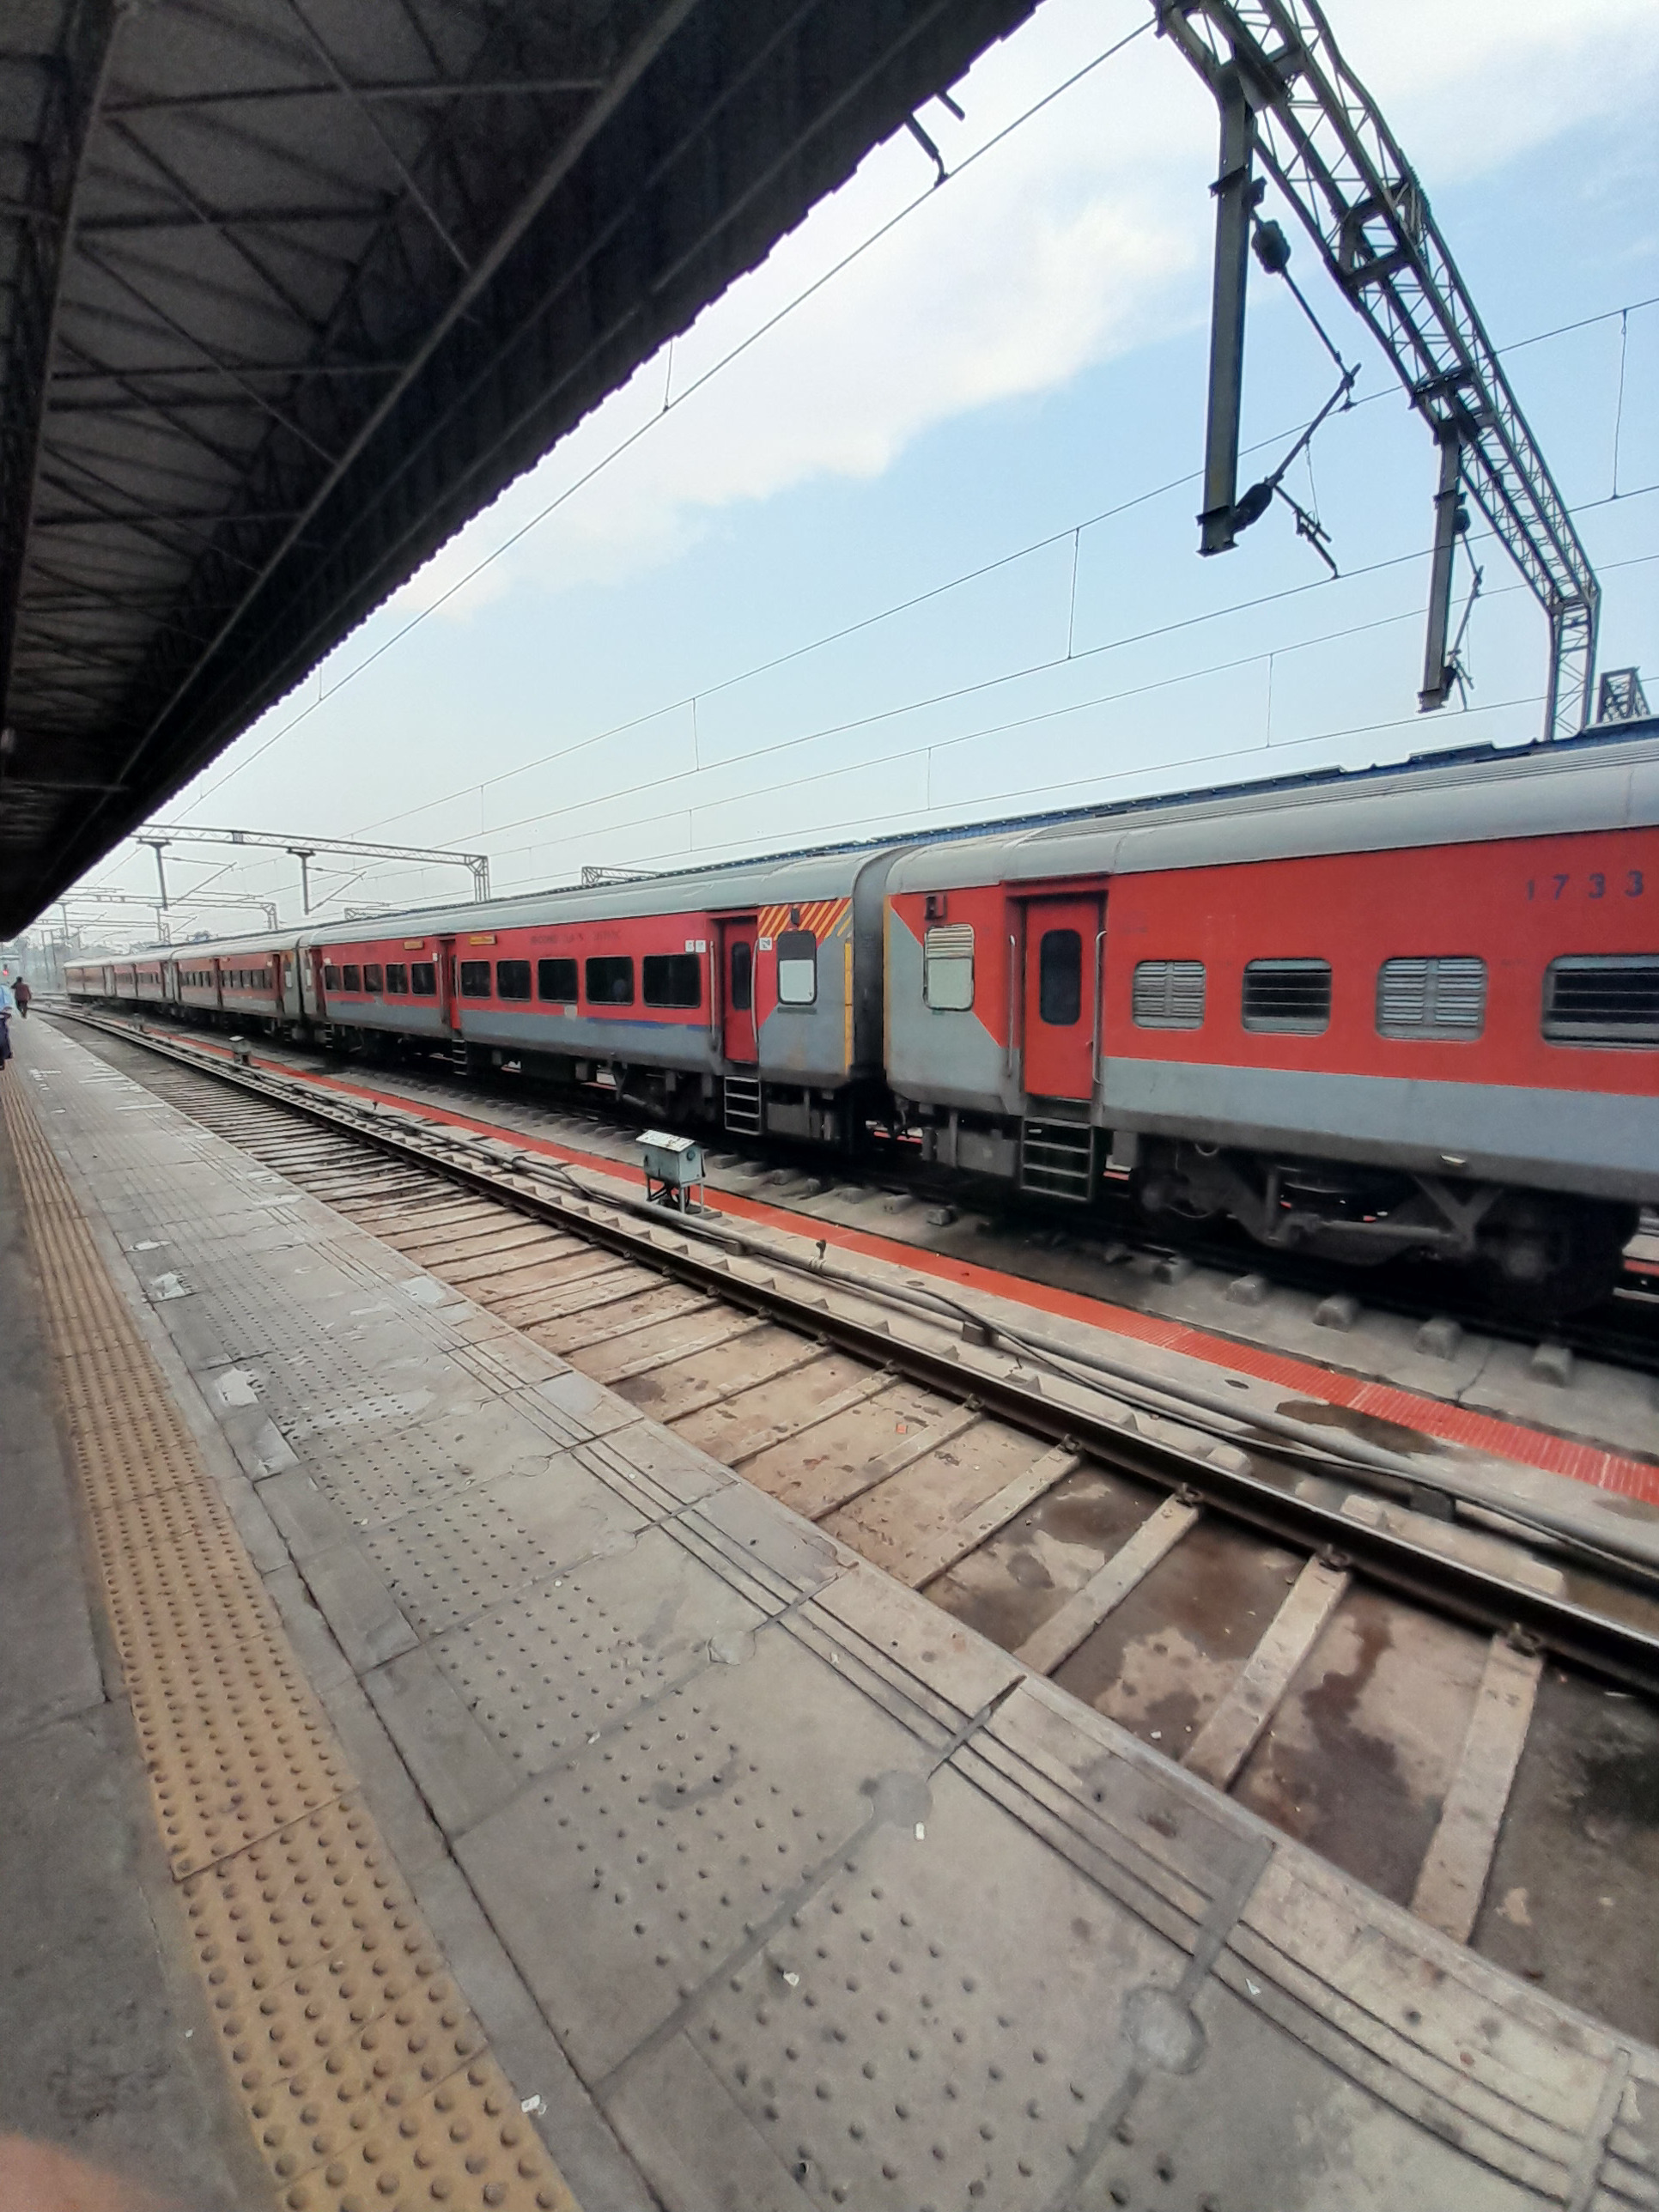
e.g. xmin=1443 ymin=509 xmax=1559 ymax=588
xmin=1 ymin=1073 xmax=578 ymax=2212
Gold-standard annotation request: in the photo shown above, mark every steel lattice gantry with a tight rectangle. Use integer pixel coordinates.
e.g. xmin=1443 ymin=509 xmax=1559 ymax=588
xmin=0 ymin=0 xmax=1036 ymax=934
xmin=1158 ymin=0 xmax=1601 ymax=741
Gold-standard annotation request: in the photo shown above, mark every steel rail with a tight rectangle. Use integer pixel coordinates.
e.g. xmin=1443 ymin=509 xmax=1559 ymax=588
xmin=51 ymin=1004 xmax=1659 ymax=1696
xmin=49 ymin=998 xmax=1659 ymax=1378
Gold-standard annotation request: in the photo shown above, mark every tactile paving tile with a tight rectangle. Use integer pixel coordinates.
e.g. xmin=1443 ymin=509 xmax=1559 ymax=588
xmin=359 ymin=1474 xmax=635 ymax=1640
xmin=428 ymin=1528 xmax=767 ymax=1777
xmin=666 ymin=1758 xmax=1174 ymax=2212
xmin=2 ymin=1071 xmax=580 ymax=2212
xmin=458 ymin=1625 xmax=940 ymax=2082
xmin=307 ymin=1422 xmax=491 ymax=1528
xmin=89 ymin=1481 xmax=349 ymax=1876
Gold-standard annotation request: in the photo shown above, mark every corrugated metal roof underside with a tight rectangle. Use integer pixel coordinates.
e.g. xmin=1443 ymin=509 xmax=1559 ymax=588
xmin=0 ymin=0 xmax=1036 ymax=933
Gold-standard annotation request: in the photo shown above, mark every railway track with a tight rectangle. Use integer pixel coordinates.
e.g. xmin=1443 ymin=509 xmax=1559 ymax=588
xmin=62 ymin=1002 xmax=1659 ymax=1381
xmin=52 ymin=1008 xmax=1659 ymax=2050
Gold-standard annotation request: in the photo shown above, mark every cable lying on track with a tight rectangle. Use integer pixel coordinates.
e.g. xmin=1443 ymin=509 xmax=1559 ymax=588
xmin=55 ymin=1010 xmax=1659 ymax=1695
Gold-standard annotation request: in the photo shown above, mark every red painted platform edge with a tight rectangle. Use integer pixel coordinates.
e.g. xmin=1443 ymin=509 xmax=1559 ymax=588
xmin=137 ymin=1024 xmax=1659 ymax=1511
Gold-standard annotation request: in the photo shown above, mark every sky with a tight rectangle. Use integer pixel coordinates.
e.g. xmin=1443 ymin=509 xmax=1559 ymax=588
xmin=64 ymin=0 xmax=1659 ymax=940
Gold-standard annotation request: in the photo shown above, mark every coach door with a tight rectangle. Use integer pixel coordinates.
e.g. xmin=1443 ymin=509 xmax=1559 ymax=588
xmin=1021 ymin=894 xmax=1102 ymax=1100
xmin=718 ymin=919 xmax=758 ymax=1065
xmin=438 ymin=934 xmax=460 ymax=1035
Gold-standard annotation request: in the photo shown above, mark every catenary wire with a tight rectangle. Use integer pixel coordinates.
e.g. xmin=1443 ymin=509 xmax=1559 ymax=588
xmin=349 ymin=301 xmax=1659 ymax=848
xmin=173 ymin=15 xmax=1155 ymax=818
xmin=152 ymin=299 xmax=1656 ymax=902
xmin=447 ymin=503 xmax=1659 ymax=854
xmin=147 ymin=524 xmax=1657 ymax=916
xmin=475 ymin=541 xmax=1658 ymax=884
xmin=176 ymin=121 xmax=1656 ymax=838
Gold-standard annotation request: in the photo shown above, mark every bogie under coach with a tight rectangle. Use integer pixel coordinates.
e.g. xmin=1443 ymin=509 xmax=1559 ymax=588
xmin=66 ymin=720 xmax=1658 ymax=1312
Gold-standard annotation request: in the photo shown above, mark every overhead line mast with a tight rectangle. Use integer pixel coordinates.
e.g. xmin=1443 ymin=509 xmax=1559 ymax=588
xmin=1157 ymin=0 xmax=1601 ymax=739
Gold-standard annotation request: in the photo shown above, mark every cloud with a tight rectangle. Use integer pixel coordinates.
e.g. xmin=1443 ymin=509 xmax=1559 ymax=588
xmin=1336 ymin=0 xmax=1659 ymax=179
xmin=391 ymin=0 xmax=1659 ymax=619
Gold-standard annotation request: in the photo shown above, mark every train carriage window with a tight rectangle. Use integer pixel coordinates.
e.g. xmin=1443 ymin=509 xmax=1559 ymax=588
xmin=385 ymin=963 xmax=408 ymax=994
xmin=496 ymin=959 xmax=532 ymax=1001
xmin=363 ymin=963 xmax=383 ymax=994
xmin=642 ymin=953 xmax=702 ymax=1009
xmin=1242 ymin=958 xmax=1330 ymax=1034
xmin=1038 ymin=929 xmax=1083 ymax=1025
xmin=923 ymin=924 xmax=975 ymax=1011
xmin=324 ymin=965 xmax=341 ymax=989
xmin=729 ymin=941 xmax=752 ymax=1012
xmin=458 ymin=961 xmax=492 ymax=997
xmin=585 ymin=955 xmax=635 ymax=1006
xmin=776 ymin=929 xmax=817 ymax=1006
xmin=1132 ymin=959 xmax=1206 ymax=1029
xmin=342 ymin=964 xmax=362 ymax=993
xmin=1376 ymin=956 xmax=1486 ymax=1039
xmin=538 ymin=957 xmax=578 ymax=1002
xmin=1542 ymin=955 xmax=1659 ymax=1046
xmin=410 ymin=963 xmax=436 ymax=996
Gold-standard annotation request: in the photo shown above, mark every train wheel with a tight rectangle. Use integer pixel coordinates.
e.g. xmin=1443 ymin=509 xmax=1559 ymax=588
xmin=1477 ymin=1194 xmax=1638 ymax=1319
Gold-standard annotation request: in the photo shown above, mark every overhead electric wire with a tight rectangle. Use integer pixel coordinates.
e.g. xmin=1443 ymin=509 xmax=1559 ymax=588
xmin=483 ymin=542 xmax=1658 ymax=890
xmin=148 ymin=192 xmax=1656 ymax=891
xmin=441 ymin=511 xmax=1659 ymax=855
xmin=347 ymin=300 xmax=1658 ymax=850
xmin=334 ymin=457 xmax=1658 ymax=895
xmin=483 ymin=698 xmax=1542 ymax=895
xmin=175 ymin=13 xmax=1156 ymax=818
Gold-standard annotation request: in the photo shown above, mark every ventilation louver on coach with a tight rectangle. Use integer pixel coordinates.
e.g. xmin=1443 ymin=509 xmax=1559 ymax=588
xmin=1132 ymin=959 xmax=1206 ymax=1029
xmin=923 ymin=924 xmax=975 ymax=1010
xmin=1376 ymin=956 xmax=1486 ymax=1038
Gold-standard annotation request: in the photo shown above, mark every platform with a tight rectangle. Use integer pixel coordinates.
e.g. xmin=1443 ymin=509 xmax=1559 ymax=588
xmin=3 ymin=1018 xmax=1656 ymax=2212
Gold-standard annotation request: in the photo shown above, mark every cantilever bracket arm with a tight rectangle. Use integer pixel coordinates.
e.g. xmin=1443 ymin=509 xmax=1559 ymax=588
xmin=1158 ymin=0 xmax=1601 ymax=738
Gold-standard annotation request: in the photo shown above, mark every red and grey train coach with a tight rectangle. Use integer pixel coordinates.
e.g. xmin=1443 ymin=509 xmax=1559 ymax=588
xmin=69 ymin=851 xmax=906 ymax=1146
xmin=302 ymin=847 xmax=900 ymax=1142
xmin=885 ymin=721 xmax=1658 ymax=1307
xmin=64 ymin=719 xmax=1658 ymax=1310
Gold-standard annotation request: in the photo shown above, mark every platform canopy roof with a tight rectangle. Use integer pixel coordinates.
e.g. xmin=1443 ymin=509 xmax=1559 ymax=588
xmin=0 ymin=0 xmax=1034 ymax=933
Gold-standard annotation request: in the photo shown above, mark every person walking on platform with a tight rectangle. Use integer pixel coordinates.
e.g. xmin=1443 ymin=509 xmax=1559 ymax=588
xmin=12 ymin=977 xmax=30 ymax=1018
xmin=0 ymin=978 xmax=13 ymax=1070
